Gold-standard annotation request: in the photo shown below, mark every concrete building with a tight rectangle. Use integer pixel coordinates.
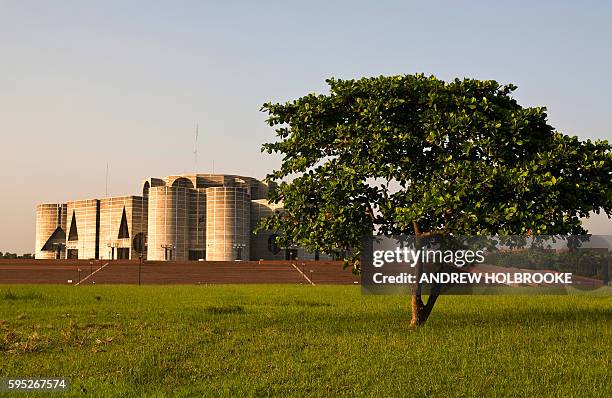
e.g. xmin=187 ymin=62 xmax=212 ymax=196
xmin=35 ymin=173 xmax=317 ymax=261
xmin=35 ymin=203 xmax=67 ymax=259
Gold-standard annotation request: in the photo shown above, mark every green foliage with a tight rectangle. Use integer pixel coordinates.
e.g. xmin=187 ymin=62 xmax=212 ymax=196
xmin=485 ymin=249 xmax=610 ymax=279
xmin=260 ymin=74 xmax=612 ymax=260
xmin=0 ymin=252 xmax=33 ymax=259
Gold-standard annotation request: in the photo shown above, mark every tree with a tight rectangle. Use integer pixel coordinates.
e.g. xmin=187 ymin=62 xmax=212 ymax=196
xmin=0 ymin=252 xmax=32 ymax=259
xmin=1 ymin=252 xmax=18 ymax=259
xmin=259 ymin=74 xmax=612 ymax=326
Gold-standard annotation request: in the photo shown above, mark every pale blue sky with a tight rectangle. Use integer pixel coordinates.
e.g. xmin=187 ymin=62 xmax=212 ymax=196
xmin=1 ymin=1 xmax=611 ymax=253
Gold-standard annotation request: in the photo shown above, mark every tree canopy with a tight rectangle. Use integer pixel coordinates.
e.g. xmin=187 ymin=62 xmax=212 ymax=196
xmin=259 ymin=74 xmax=612 ymax=262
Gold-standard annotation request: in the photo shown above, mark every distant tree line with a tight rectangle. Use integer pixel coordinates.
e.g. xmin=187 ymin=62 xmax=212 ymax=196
xmin=0 ymin=252 xmax=33 ymax=259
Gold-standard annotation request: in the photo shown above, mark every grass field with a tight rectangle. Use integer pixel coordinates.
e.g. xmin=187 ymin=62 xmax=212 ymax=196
xmin=1 ymin=285 xmax=610 ymax=397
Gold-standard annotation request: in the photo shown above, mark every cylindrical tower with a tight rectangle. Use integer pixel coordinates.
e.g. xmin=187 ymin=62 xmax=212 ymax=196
xmin=146 ymin=186 xmax=189 ymax=261
xmin=205 ymin=187 xmax=250 ymax=261
xmin=35 ymin=203 xmax=67 ymax=259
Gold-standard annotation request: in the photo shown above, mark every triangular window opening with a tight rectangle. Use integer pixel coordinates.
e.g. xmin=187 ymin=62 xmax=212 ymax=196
xmin=67 ymin=211 xmax=78 ymax=241
xmin=41 ymin=227 xmax=66 ymax=251
xmin=118 ymin=207 xmax=130 ymax=239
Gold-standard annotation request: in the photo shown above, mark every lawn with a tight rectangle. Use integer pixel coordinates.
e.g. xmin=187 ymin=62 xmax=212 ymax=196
xmin=0 ymin=285 xmax=610 ymax=397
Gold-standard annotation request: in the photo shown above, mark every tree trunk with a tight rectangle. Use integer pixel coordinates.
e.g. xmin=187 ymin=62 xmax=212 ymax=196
xmin=409 ymin=220 xmax=439 ymax=327
xmin=410 ymin=295 xmax=426 ymax=326
xmin=410 ymin=287 xmax=440 ymax=327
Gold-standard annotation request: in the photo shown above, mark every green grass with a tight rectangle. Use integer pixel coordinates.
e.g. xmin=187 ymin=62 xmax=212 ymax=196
xmin=0 ymin=285 xmax=610 ymax=397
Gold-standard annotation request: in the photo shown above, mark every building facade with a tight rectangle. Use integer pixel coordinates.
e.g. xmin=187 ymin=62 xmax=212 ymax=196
xmin=34 ymin=174 xmax=319 ymax=261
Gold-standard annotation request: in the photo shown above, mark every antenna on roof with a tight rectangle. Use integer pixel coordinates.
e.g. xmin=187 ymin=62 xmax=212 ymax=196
xmin=194 ymin=123 xmax=199 ymax=174
xmin=105 ymin=163 xmax=109 ymax=197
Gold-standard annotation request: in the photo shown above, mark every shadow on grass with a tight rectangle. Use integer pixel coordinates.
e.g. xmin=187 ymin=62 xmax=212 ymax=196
xmin=202 ymin=305 xmax=245 ymax=315
xmin=291 ymin=300 xmax=333 ymax=307
xmin=1 ymin=290 xmax=44 ymax=301
xmin=413 ymin=296 xmax=612 ymax=329
xmin=282 ymin=297 xmax=612 ymax=333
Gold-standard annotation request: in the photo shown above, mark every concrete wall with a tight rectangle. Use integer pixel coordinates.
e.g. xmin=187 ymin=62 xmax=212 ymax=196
xmin=142 ymin=177 xmax=165 ymax=198
xmin=35 ymin=174 xmax=290 ymax=262
xmin=35 ymin=203 xmax=67 ymax=259
xmin=249 ymin=199 xmax=330 ymax=261
xmin=249 ymin=199 xmax=285 ymax=261
xmin=98 ymin=196 xmax=147 ymax=260
xmin=206 ymin=187 xmax=250 ymax=261
xmin=165 ymin=174 xmax=275 ymax=199
xmin=147 ymin=186 xmax=190 ymax=261
xmin=65 ymin=199 xmax=100 ymax=260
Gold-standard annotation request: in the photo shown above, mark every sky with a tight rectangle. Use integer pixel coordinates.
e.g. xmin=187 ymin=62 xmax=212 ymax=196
xmin=1 ymin=1 xmax=611 ymax=253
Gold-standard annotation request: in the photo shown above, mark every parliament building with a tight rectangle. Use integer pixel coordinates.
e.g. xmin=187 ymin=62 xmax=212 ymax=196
xmin=35 ymin=174 xmax=313 ymax=261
